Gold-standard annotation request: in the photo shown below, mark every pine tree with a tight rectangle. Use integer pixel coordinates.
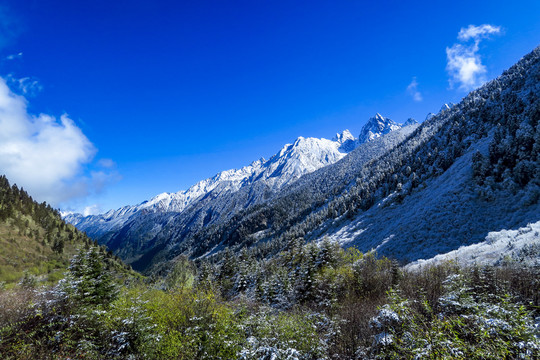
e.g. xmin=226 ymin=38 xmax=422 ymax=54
xmin=60 ymin=247 xmax=117 ymax=308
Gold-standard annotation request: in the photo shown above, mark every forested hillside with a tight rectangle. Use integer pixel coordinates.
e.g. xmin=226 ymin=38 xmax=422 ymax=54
xmin=0 ymin=175 xmax=132 ymax=286
xmin=175 ymin=45 xmax=540 ymax=269
xmin=70 ymin=45 xmax=540 ymax=276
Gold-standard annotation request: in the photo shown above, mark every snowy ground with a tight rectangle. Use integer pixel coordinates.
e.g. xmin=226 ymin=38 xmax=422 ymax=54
xmin=406 ymin=220 xmax=540 ymax=270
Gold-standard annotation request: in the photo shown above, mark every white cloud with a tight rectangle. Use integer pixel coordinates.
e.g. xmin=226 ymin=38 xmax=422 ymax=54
xmin=458 ymin=24 xmax=501 ymax=42
xmin=446 ymin=24 xmax=502 ymax=91
xmin=406 ymin=77 xmax=422 ymax=102
xmin=0 ymin=76 xmax=115 ymax=207
xmin=97 ymin=158 xmax=116 ymax=169
xmin=446 ymin=42 xmax=486 ymax=90
xmin=5 ymin=52 xmax=22 ymax=60
xmin=83 ymin=204 xmax=101 ymax=216
xmin=7 ymin=75 xmax=43 ymax=97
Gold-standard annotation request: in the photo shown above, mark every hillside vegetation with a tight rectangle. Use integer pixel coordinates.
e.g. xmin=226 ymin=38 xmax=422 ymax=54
xmin=0 ymin=239 xmax=538 ymax=359
xmin=0 ymin=175 xmax=133 ymax=286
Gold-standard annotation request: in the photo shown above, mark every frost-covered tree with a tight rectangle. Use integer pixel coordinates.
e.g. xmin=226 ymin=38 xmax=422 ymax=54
xmin=371 ymin=273 xmax=540 ymax=359
xmin=60 ymin=247 xmax=117 ymax=308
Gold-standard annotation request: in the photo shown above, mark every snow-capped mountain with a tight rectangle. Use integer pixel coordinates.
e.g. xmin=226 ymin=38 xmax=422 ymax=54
xmin=65 ymin=46 xmax=539 ymax=276
xmin=117 ymin=122 xmax=420 ymax=266
xmin=357 ymin=113 xmax=402 ymax=144
xmin=65 ymin=113 xmax=413 ymax=259
xmin=403 ymin=118 xmax=418 ymax=127
xmin=65 ymin=134 xmax=348 ymax=237
xmin=66 ymin=117 xmax=401 ymax=237
xmin=153 ymin=46 xmax=539 ymax=271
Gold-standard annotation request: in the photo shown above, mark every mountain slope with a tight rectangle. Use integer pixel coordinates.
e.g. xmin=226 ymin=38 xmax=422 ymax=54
xmin=66 ymin=116 xmax=412 ymax=266
xmin=70 ymin=46 xmax=540 ymax=275
xmin=0 ymin=175 xmax=132 ymax=285
xmin=171 ymin=46 xmax=540 ymax=267
xmin=100 ymin=122 xmax=418 ymax=271
xmin=406 ymin=220 xmax=540 ymax=270
xmin=66 ymin=129 xmax=360 ymax=239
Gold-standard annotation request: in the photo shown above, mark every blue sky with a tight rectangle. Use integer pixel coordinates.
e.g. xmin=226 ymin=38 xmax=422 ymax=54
xmin=0 ymin=0 xmax=538 ymax=213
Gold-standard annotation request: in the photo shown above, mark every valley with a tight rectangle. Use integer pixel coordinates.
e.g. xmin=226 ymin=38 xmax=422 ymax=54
xmin=0 ymin=9 xmax=538 ymax=356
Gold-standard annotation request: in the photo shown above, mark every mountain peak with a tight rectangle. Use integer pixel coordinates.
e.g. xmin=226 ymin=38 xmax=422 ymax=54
xmin=358 ymin=113 xmax=401 ymax=144
xmin=250 ymin=158 xmax=266 ymax=167
xmin=425 ymin=112 xmax=435 ymax=121
xmin=368 ymin=113 xmax=399 ymax=127
xmin=403 ymin=118 xmax=418 ymax=126
xmin=333 ymin=129 xmax=357 ymax=152
xmin=426 ymin=103 xmax=455 ymax=122
xmin=332 ymin=129 xmax=355 ymax=143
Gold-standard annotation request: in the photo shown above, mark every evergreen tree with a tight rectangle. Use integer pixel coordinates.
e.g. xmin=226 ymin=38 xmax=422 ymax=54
xmin=60 ymin=247 xmax=118 ymax=308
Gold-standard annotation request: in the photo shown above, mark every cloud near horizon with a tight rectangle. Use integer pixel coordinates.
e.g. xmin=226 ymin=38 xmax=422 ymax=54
xmin=446 ymin=24 xmax=501 ymax=91
xmin=0 ymin=76 xmax=117 ymax=207
xmin=82 ymin=204 xmax=101 ymax=216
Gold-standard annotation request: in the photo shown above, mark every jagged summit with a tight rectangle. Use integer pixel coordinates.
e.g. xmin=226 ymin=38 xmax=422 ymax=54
xmin=332 ymin=129 xmax=356 ymax=152
xmin=374 ymin=112 xmax=385 ymax=121
xmin=358 ymin=113 xmax=402 ymax=144
xmin=425 ymin=112 xmax=435 ymax=121
xmin=332 ymin=129 xmax=354 ymax=143
xmin=425 ymin=103 xmax=456 ymax=122
xmin=65 ymin=112 xmax=413 ymax=241
xmin=250 ymin=158 xmax=265 ymax=167
xmin=403 ymin=118 xmax=418 ymax=126
xmin=65 ymin=130 xmax=368 ymax=238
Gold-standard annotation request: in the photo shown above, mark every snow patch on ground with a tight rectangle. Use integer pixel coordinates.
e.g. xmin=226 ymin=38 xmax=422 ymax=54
xmin=326 ymin=223 xmax=366 ymax=246
xmin=406 ymin=220 xmax=540 ymax=270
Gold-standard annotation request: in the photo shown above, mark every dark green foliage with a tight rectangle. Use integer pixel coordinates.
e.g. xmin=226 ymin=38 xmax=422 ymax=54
xmin=60 ymin=247 xmax=118 ymax=308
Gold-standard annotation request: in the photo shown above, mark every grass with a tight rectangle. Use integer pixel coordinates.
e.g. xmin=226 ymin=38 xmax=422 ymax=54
xmin=0 ymin=217 xmax=81 ymax=285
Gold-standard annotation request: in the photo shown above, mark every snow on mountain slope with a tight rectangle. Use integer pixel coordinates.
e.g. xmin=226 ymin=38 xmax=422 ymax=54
xmin=319 ymin=134 xmax=538 ymax=262
xmin=406 ymin=220 xmax=540 ymax=270
xmin=65 ymin=123 xmax=387 ymax=238
xmin=249 ymin=134 xmax=350 ymax=191
xmin=187 ymin=46 xmax=540 ymax=268
xmin=301 ymin=48 xmax=540 ymax=263
xmin=100 ymin=121 xmax=419 ymax=269
xmin=64 ymin=113 xmax=415 ymax=269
